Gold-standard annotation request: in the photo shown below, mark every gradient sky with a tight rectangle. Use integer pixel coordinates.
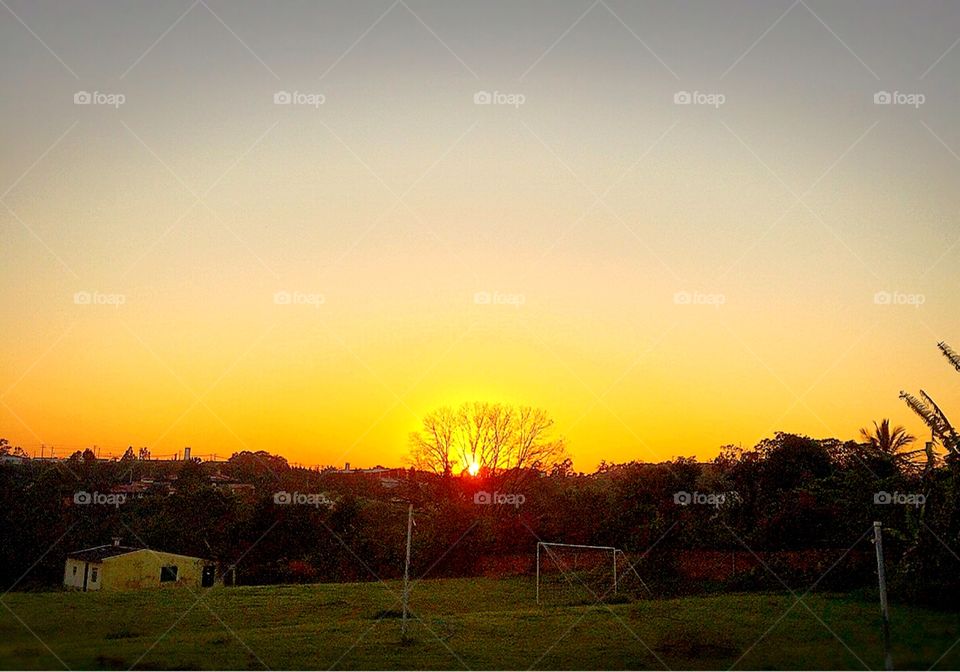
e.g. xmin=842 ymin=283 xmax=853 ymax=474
xmin=2 ymin=0 xmax=959 ymax=470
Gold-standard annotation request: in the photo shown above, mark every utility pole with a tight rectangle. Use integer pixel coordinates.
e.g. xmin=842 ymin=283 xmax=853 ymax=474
xmin=873 ymin=521 xmax=893 ymax=671
xmin=402 ymin=504 xmax=413 ymax=637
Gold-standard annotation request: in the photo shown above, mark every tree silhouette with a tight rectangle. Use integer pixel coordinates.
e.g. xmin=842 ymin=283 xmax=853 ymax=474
xmin=408 ymin=402 xmax=566 ymax=478
xmin=859 ymin=418 xmax=923 ymax=467
xmin=900 ymin=341 xmax=960 ymax=460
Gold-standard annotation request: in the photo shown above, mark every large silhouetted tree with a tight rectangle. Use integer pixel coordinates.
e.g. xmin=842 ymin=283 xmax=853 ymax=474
xmin=409 ymin=406 xmax=458 ymax=476
xmin=408 ymin=402 xmax=566 ymax=477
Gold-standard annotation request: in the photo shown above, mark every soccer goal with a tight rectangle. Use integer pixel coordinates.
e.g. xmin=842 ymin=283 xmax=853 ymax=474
xmin=536 ymin=542 xmax=647 ymax=605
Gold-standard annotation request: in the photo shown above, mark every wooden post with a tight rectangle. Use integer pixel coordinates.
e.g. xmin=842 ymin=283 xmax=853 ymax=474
xmin=873 ymin=521 xmax=893 ymax=671
xmin=402 ymin=504 xmax=413 ymax=637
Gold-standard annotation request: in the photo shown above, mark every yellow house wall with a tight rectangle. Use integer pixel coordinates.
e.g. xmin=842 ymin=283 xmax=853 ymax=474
xmin=100 ymin=551 xmax=210 ymax=591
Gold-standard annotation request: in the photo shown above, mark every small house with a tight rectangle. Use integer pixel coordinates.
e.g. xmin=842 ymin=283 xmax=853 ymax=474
xmin=63 ymin=540 xmax=216 ymax=591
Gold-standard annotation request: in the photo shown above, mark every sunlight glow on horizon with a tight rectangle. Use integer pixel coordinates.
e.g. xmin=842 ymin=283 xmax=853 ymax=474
xmin=2 ymin=2 xmax=959 ymax=471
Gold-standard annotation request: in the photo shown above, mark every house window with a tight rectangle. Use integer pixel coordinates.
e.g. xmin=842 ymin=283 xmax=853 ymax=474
xmin=91 ymin=567 xmax=98 ymax=583
xmin=160 ymin=565 xmax=178 ymax=582
xmin=72 ymin=566 xmax=77 ymax=576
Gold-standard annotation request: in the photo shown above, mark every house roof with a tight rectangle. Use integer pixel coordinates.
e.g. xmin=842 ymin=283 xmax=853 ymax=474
xmin=66 ymin=545 xmax=145 ymax=563
xmin=67 ymin=544 xmax=210 ymax=564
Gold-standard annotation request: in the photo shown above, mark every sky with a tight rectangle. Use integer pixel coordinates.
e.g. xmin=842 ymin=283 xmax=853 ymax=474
xmin=1 ymin=0 xmax=959 ymax=470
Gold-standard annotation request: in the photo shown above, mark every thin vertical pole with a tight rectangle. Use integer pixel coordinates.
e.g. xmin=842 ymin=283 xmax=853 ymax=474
xmin=536 ymin=543 xmax=540 ymax=605
xmin=613 ymin=550 xmax=618 ymax=594
xmin=873 ymin=521 xmax=893 ymax=671
xmin=402 ymin=504 xmax=413 ymax=637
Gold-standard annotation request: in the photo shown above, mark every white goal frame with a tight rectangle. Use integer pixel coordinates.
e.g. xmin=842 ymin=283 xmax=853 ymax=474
xmin=535 ymin=542 xmax=618 ymax=604
xmin=535 ymin=542 xmax=649 ymax=604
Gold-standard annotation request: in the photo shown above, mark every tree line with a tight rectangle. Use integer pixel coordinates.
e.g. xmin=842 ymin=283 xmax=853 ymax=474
xmin=1 ymin=423 xmax=957 ymax=608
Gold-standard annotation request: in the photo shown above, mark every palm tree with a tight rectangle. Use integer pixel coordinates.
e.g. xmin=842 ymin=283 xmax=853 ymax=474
xmin=859 ymin=419 xmax=916 ymax=456
xmin=859 ymin=419 xmax=927 ymax=471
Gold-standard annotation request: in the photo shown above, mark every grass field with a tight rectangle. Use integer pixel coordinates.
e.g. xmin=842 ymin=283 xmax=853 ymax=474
xmin=1 ymin=578 xmax=958 ymax=669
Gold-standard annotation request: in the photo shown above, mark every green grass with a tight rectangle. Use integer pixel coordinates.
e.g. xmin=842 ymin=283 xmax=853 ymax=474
xmin=1 ymin=578 xmax=958 ymax=669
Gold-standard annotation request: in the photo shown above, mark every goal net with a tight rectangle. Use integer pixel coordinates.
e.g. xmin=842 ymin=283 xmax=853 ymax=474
xmin=536 ymin=543 xmax=615 ymax=605
xmin=536 ymin=543 xmax=649 ymax=605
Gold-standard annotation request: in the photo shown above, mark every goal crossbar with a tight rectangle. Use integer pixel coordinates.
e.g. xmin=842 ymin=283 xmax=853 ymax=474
xmin=538 ymin=542 xmax=616 ymax=551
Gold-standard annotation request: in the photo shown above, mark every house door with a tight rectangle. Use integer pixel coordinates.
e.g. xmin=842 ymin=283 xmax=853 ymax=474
xmin=82 ymin=563 xmax=89 ymax=592
xmin=201 ymin=565 xmax=215 ymax=587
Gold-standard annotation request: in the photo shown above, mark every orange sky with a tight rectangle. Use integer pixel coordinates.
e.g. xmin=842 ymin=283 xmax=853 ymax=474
xmin=2 ymin=1 xmax=959 ymax=471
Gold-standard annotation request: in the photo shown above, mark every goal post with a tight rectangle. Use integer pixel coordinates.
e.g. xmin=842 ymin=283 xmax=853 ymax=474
xmin=536 ymin=542 xmax=618 ymax=605
xmin=536 ymin=542 xmax=650 ymax=604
